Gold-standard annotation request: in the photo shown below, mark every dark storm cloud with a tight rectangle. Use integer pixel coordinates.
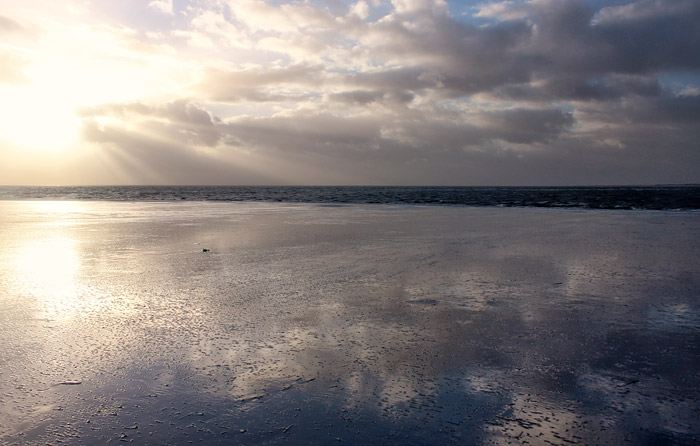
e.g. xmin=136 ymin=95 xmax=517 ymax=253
xmin=486 ymin=108 xmax=575 ymax=144
xmin=575 ymin=93 xmax=700 ymax=129
xmin=328 ymin=90 xmax=386 ymax=105
xmin=467 ymin=0 xmax=700 ymax=97
xmin=592 ymin=0 xmax=700 ymax=70
xmin=349 ymin=9 xmax=539 ymax=97
xmin=491 ymin=74 xmax=662 ymax=102
xmin=328 ymin=89 xmax=414 ymax=105
xmin=347 ymin=68 xmax=435 ymax=93
xmin=222 ymin=113 xmax=384 ymax=154
xmin=531 ymin=0 xmax=700 ymax=75
xmin=218 ymin=106 xmax=575 ymax=162
xmin=344 ymin=0 xmax=700 ymax=100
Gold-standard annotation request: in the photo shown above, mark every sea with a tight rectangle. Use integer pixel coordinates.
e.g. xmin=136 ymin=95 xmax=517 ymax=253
xmin=0 ymin=185 xmax=698 ymax=211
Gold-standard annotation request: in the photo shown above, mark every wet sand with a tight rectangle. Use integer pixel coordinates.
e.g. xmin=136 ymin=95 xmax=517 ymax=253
xmin=0 ymin=201 xmax=699 ymax=445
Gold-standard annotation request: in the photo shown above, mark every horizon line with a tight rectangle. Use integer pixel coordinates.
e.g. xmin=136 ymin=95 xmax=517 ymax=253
xmin=1 ymin=184 xmax=699 ymax=188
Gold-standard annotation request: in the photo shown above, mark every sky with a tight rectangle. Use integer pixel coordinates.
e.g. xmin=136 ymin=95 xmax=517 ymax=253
xmin=0 ymin=0 xmax=698 ymax=186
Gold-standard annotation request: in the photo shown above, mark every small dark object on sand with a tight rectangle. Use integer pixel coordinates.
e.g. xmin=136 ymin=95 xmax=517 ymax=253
xmin=202 ymin=248 xmax=210 ymax=252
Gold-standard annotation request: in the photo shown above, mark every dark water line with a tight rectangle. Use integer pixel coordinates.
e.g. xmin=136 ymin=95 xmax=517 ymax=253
xmin=0 ymin=185 xmax=699 ymax=211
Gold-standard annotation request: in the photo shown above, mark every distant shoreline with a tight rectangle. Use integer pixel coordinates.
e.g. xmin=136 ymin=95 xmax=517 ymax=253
xmin=0 ymin=185 xmax=698 ymax=211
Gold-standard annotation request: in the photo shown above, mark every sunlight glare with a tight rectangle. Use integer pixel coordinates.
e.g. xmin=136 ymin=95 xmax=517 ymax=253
xmin=14 ymin=237 xmax=81 ymax=319
xmin=11 ymin=202 xmax=95 ymax=320
xmin=0 ymin=86 xmax=80 ymax=152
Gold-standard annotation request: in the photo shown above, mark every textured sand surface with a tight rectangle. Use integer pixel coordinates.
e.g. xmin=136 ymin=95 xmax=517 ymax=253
xmin=0 ymin=201 xmax=699 ymax=445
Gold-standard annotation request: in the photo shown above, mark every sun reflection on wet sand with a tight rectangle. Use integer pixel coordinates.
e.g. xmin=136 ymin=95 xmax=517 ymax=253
xmin=14 ymin=237 xmax=81 ymax=319
xmin=4 ymin=201 xmax=107 ymax=321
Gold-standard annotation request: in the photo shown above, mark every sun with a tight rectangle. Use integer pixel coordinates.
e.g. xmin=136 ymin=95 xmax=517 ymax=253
xmin=0 ymin=85 xmax=81 ymax=152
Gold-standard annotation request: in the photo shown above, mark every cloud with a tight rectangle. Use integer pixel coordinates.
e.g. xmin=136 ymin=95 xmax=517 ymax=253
xmin=349 ymin=1 xmax=370 ymax=20
xmin=80 ymin=100 xmax=222 ymax=147
xmin=0 ymin=52 xmax=30 ymax=84
xmin=328 ymin=89 xmax=414 ymax=105
xmin=489 ymin=74 xmax=662 ymax=102
xmin=592 ymin=0 xmax=696 ymax=25
xmin=178 ymin=0 xmax=699 ymax=106
xmin=473 ymin=1 xmax=529 ymax=21
xmin=485 ymin=108 xmax=575 ymax=144
xmin=75 ymin=96 xmax=583 ymax=185
xmin=77 ymin=100 xmax=277 ymax=184
xmin=579 ymin=93 xmax=700 ymax=126
xmin=0 ymin=15 xmax=24 ymax=33
xmin=193 ymin=64 xmax=325 ymax=102
xmin=2 ymin=0 xmax=699 ymax=185
xmin=148 ymin=0 xmax=174 ymax=15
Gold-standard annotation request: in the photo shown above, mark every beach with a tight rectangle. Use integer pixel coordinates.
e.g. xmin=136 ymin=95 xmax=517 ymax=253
xmin=0 ymin=201 xmax=699 ymax=445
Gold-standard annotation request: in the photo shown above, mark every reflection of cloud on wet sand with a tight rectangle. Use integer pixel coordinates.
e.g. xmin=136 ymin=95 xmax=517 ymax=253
xmin=463 ymin=363 xmax=700 ymax=445
xmin=647 ymin=302 xmax=700 ymax=332
xmin=465 ymin=368 xmax=586 ymax=446
xmin=578 ymin=372 xmax=699 ymax=438
xmin=172 ymin=205 xmax=700 ymax=444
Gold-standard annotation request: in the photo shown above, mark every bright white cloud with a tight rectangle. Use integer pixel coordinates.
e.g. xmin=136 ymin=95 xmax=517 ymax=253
xmin=350 ymin=1 xmax=370 ymax=20
xmin=148 ymin=0 xmax=174 ymax=15
xmin=391 ymin=0 xmax=448 ymax=15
